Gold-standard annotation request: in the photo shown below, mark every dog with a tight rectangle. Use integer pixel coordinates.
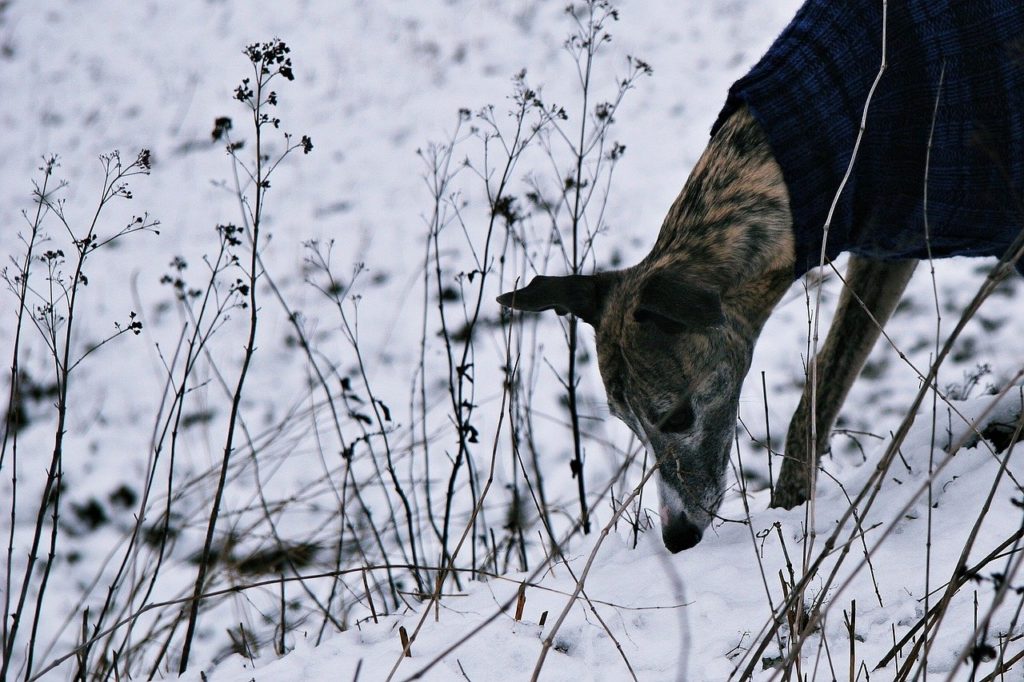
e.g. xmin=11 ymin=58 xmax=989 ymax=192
xmin=498 ymin=0 xmax=1024 ymax=552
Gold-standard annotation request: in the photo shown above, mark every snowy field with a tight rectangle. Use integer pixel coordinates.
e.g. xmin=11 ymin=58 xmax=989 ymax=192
xmin=2 ymin=0 xmax=1023 ymax=680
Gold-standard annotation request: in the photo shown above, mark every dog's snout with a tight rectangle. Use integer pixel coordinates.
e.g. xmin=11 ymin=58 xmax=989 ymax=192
xmin=662 ymin=513 xmax=703 ymax=553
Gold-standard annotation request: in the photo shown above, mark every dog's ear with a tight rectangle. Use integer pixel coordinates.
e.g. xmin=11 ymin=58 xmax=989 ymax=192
xmin=497 ymin=273 xmax=616 ymax=327
xmin=633 ymin=271 xmax=724 ymax=333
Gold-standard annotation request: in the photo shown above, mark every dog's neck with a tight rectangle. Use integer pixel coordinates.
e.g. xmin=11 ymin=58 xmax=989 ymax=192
xmin=640 ymin=106 xmax=797 ymax=334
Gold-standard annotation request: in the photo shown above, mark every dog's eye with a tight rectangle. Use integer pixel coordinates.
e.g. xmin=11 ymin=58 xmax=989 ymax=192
xmin=659 ymin=401 xmax=695 ymax=433
xmin=634 ymin=309 xmax=688 ymax=334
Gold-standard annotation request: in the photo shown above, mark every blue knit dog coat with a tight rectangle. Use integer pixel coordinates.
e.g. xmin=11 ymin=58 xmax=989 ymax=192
xmin=714 ymin=0 xmax=1024 ymax=277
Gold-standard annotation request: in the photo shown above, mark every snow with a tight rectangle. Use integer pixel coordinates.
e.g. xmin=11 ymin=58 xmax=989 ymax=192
xmin=2 ymin=0 xmax=1023 ymax=680
xmin=196 ymin=389 xmax=1024 ymax=681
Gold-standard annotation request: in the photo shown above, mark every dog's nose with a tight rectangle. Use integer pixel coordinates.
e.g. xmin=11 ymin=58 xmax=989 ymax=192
xmin=662 ymin=514 xmax=703 ymax=553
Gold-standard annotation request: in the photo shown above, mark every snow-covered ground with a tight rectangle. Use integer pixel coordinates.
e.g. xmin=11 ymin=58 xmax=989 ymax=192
xmin=200 ymin=391 xmax=1024 ymax=681
xmin=2 ymin=0 xmax=1023 ymax=680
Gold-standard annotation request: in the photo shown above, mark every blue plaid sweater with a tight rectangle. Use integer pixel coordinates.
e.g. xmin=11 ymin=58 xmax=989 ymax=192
xmin=714 ymin=0 xmax=1024 ymax=277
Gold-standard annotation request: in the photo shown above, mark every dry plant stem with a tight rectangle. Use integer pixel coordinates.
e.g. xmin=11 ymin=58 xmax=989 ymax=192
xmin=50 ymin=228 xmax=161 ymax=679
xmin=1 ymin=152 xmax=151 ymax=682
xmin=430 ymin=151 xmax=470 ymax=572
xmin=818 ymin=260 xmax=1000 ymax=452
xmin=102 ymin=326 xmax=189 ymax=674
xmin=632 ymin=449 xmax=648 ymax=548
xmin=418 ymin=126 xmax=490 ymax=572
xmin=792 ymin=277 xmax=1024 ymax=671
xmin=1 ymin=158 xmax=55 ymax=668
xmin=780 ymin=371 xmax=1024 ymax=682
xmin=804 ymin=0 xmax=888 ymax=573
xmin=533 ymin=508 xmax=640 ymax=680
xmin=128 ymin=303 xmax=235 ymax=656
xmin=506 ymin=380 xmax=581 ymax=556
xmin=419 ymin=169 xmax=444 ymax=549
xmin=564 ymin=1 xmax=600 ymax=537
xmin=494 ymin=231 xmax=548 ymax=563
xmin=308 ymin=252 xmax=416 ymax=606
xmin=530 ymin=461 xmax=661 ymax=681
xmin=905 ymin=403 xmax=1024 ymax=682
xmin=761 ymin=372 xmax=775 ymax=489
xmin=179 ymin=52 xmax=275 ymax=673
xmin=75 ymin=609 xmax=89 ymax=682
xmin=176 ymin=234 xmax=261 ymax=669
xmin=89 ymin=239 xmax=236 ymax=677
xmin=818 ymin=612 xmax=838 ymax=680
xmin=248 ymin=294 xmax=364 ymax=639
xmin=197 ymin=337 xmax=341 ymax=633
xmin=344 ymin=308 xmax=424 ymax=594
xmin=539 ymin=3 xmax=647 ymax=536
xmin=844 ymin=600 xmax=856 ymax=682
xmin=998 ymin=608 xmax=1024 ymax=676
xmin=573 ymin=584 xmax=639 ymax=681
xmin=385 ymin=331 xmax=517 ymax=682
xmin=434 ymin=103 xmax=539 ymax=577
xmin=236 ymin=149 xmax=382 ymax=617
xmin=23 ymin=459 xmax=61 ymax=680
xmin=990 ymin=571 xmax=1024 ymax=679
xmin=773 ymin=369 xmax=1024 ymax=682
xmin=302 ymin=250 xmax=422 ymax=599
xmin=72 ymin=556 xmax=687 ymax=630
xmin=920 ymin=63 xmax=946 ymax=675
xmin=874 ymin=525 xmax=1024 ymax=677
xmin=512 ymin=319 xmax=557 ymax=550
xmin=816 ymin=468 xmax=883 ymax=608
xmin=302 ymin=352 xmax=408 ymax=608
xmin=277 ymin=576 xmax=286 ymax=655
xmin=400 ymin=273 xmax=646 ymax=680
xmin=33 ymin=563 xmax=460 ymax=681
xmin=400 ymin=438 xmax=645 ymax=682
xmin=301 ymin=294 xmax=413 ymax=602
xmin=759 ymin=3 xmax=888 ymax=674
xmin=942 ymin=540 xmax=1024 ymax=682
xmin=732 ymin=437 xmax=785 ymax=653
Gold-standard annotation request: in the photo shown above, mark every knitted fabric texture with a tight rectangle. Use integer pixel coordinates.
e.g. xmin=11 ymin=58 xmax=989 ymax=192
xmin=713 ymin=0 xmax=1024 ymax=277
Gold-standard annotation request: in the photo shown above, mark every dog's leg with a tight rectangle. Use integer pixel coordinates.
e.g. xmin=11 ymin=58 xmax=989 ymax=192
xmin=771 ymin=256 xmax=918 ymax=509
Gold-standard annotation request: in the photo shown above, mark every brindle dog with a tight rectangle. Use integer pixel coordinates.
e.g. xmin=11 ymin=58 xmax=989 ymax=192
xmin=497 ymin=107 xmax=918 ymax=552
xmin=499 ymin=0 xmax=1024 ymax=552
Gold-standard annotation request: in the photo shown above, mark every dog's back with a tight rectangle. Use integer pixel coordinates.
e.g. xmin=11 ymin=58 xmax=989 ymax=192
xmin=714 ymin=0 xmax=1024 ymax=276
